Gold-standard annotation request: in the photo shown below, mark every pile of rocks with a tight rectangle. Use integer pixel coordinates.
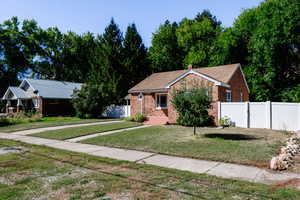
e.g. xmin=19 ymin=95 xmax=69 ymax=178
xmin=270 ymin=133 xmax=300 ymax=170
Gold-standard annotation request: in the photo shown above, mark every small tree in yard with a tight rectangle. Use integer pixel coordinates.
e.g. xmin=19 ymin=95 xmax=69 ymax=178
xmin=72 ymin=84 xmax=111 ymax=119
xmin=172 ymin=88 xmax=211 ymax=135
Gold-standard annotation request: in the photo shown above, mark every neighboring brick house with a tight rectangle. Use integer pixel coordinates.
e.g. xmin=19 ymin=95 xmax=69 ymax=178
xmin=2 ymin=79 xmax=82 ymax=116
xmin=128 ymin=63 xmax=249 ymax=125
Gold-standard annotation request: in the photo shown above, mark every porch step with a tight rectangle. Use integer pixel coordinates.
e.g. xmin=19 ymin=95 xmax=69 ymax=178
xmin=143 ymin=116 xmax=169 ymax=125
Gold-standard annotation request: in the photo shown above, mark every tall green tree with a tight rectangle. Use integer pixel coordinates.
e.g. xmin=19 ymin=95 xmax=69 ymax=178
xmin=94 ymin=19 xmax=124 ymax=102
xmin=32 ymin=27 xmax=65 ymax=80
xmin=0 ymin=17 xmax=40 ymax=96
xmin=148 ymin=20 xmax=183 ymax=72
xmin=61 ymin=31 xmax=97 ymax=82
xmin=176 ymin=10 xmax=221 ymax=67
xmin=32 ymin=28 xmax=98 ymax=83
xmin=210 ymin=0 xmax=300 ymax=101
xmin=123 ymin=23 xmax=149 ymax=89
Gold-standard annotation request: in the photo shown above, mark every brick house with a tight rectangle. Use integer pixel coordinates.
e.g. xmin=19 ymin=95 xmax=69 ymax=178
xmin=128 ymin=63 xmax=249 ymax=125
xmin=2 ymin=79 xmax=82 ymax=116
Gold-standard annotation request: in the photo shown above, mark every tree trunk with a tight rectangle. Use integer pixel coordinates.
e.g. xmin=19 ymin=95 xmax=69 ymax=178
xmin=193 ymin=126 xmax=196 ymax=135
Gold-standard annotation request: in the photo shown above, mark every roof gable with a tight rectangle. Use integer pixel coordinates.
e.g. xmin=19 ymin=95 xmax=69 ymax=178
xmin=226 ymin=65 xmax=250 ymax=93
xmin=194 ymin=64 xmax=240 ymax=83
xmin=129 ymin=64 xmax=241 ymax=93
xmin=2 ymin=87 xmax=30 ymax=100
xmin=165 ymin=70 xmax=230 ymax=89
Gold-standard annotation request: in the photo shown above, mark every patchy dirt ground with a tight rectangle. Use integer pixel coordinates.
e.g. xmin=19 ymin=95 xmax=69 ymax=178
xmin=1 ymin=139 xmax=300 ymax=200
xmin=290 ymin=154 xmax=300 ymax=173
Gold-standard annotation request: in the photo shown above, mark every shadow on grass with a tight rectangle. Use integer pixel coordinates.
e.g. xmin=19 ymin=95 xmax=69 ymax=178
xmin=203 ymin=133 xmax=259 ymax=140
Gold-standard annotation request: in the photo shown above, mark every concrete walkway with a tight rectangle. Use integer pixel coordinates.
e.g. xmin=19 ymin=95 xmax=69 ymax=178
xmin=66 ymin=125 xmax=151 ymax=142
xmin=11 ymin=120 xmax=123 ymax=135
xmin=0 ymin=132 xmax=299 ymax=188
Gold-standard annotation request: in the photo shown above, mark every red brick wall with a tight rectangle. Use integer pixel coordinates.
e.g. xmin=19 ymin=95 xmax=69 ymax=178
xmin=143 ymin=93 xmax=156 ymax=115
xmin=217 ymin=69 xmax=249 ymax=102
xmin=31 ymin=97 xmax=43 ymax=114
xmin=130 ymin=92 xmax=168 ymax=118
xmin=168 ymin=73 xmax=216 ymax=123
xmin=130 ymin=93 xmax=140 ymax=117
xmin=130 ymin=68 xmax=249 ymax=124
xmin=227 ymin=68 xmax=249 ymax=102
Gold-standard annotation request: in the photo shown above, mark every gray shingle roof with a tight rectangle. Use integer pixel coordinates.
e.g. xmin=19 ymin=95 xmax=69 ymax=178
xmin=7 ymin=87 xmax=30 ymax=99
xmin=25 ymin=79 xmax=82 ymax=99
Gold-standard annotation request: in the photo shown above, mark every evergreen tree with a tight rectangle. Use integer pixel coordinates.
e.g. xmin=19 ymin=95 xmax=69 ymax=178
xmin=123 ymin=23 xmax=149 ymax=90
xmin=95 ymin=18 xmax=124 ymax=102
xmin=195 ymin=9 xmax=221 ymax=29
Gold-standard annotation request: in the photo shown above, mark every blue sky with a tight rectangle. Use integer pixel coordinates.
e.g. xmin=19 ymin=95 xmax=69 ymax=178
xmin=0 ymin=0 xmax=263 ymax=46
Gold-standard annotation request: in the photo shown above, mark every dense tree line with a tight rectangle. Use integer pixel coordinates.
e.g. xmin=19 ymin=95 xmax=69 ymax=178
xmin=150 ymin=0 xmax=300 ymax=101
xmin=0 ymin=18 xmax=148 ymax=104
xmin=1 ymin=0 xmax=300 ymax=106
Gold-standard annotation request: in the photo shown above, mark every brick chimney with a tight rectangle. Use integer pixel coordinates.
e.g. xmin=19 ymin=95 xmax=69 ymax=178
xmin=188 ymin=64 xmax=193 ymax=70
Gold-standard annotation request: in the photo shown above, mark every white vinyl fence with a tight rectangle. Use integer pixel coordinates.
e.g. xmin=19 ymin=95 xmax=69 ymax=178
xmin=103 ymin=105 xmax=130 ymax=118
xmin=219 ymin=101 xmax=300 ymax=131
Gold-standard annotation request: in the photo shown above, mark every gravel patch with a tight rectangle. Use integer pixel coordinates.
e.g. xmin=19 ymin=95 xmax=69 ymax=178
xmin=0 ymin=146 xmax=24 ymax=155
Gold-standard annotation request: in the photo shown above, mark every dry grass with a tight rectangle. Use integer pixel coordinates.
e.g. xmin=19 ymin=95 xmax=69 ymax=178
xmin=1 ymin=139 xmax=300 ymax=200
xmin=83 ymin=125 xmax=288 ymax=167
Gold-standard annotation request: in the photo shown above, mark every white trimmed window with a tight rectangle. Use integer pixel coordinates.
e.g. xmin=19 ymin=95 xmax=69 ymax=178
xmin=156 ymin=94 xmax=168 ymax=109
xmin=225 ymin=90 xmax=232 ymax=102
xmin=138 ymin=93 xmax=143 ymax=101
xmin=32 ymin=99 xmax=39 ymax=108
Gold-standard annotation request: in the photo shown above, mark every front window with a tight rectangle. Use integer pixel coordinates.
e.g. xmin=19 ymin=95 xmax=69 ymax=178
xmin=32 ymin=99 xmax=39 ymax=108
xmin=226 ymin=90 xmax=232 ymax=102
xmin=156 ymin=94 xmax=167 ymax=109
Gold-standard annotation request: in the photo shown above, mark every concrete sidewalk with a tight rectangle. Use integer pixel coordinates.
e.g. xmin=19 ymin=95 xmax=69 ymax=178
xmin=0 ymin=132 xmax=299 ymax=188
xmin=66 ymin=125 xmax=151 ymax=142
xmin=11 ymin=120 xmax=123 ymax=135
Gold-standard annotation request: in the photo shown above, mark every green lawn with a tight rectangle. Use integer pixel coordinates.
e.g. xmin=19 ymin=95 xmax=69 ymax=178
xmin=0 ymin=139 xmax=299 ymax=200
xmin=82 ymin=125 xmax=288 ymax=167
xmin=30 ymin=121 xmax=141 ymax=140
xmin=0 ymin=117 xmax=116 ymax=133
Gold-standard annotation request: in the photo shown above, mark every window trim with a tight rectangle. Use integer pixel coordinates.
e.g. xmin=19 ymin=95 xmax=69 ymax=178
xmin=32 ymin=99 xmax=39 ymax=108
xmin=155 ymin=93 xmax=168 ymax=109
xmin=225 ymin=90 xmax=232 ymax=102
xmin=138 ymin=93 xmax=143 ymax=101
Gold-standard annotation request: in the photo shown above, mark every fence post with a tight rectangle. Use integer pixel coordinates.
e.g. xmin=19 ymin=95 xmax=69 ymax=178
xmin=217 ymin=101 xmax=221 ymax=124
xmin=265 ymin=101 xmax=272 ymax=129
xmin=298 ymin=104 xmax=300 ymax=131
xmin=245 ymin=101 xmax=249 ymax=128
